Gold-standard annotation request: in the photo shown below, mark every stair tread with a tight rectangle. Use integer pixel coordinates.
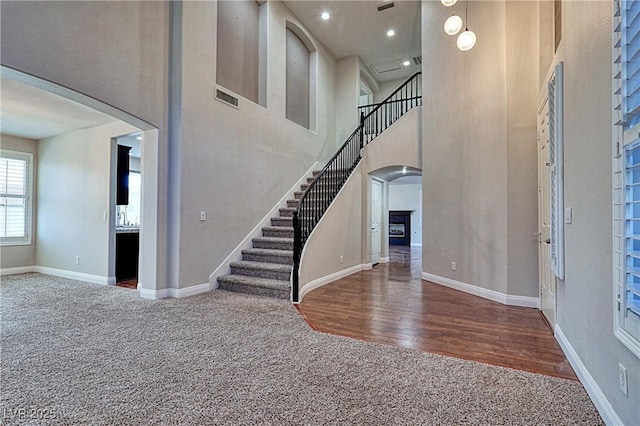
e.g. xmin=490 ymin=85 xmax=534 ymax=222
xmin=263 ymin=225 xmax=294 ymax=231
xmin=253 ymin=236 xmax=293 ymax=242
xmin=230 ymin=260 xmax=293 ymax=272
xmin=217 ymin=274 xmax=290 ymax=290
xmin=242 ymin=248 xmax=293 ymax=256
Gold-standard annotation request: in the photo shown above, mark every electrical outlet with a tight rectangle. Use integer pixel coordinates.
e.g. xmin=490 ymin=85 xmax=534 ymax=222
xmin=340 ymin=255 xmax=344 ymax=264
xmin=451 ymin=261 xmax=457 ymax=271
xmin=103 ymin=211 xmax=107 ymax=221
xmin=200 ymin=211 xmax=206 ymax=221
xmin=619 ymin=363 xmax=628 ymax=396
xmin=75 ymin=256 xmax=80 ymax=265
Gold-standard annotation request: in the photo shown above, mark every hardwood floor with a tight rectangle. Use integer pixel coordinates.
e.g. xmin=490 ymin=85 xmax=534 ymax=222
xmin=297 ymin=246 xmax=577 ymax=380
xmin=116 ymin=278 xmax=137 ymax=289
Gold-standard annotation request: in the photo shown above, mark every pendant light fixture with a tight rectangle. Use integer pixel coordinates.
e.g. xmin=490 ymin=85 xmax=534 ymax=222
xmin=457 ymin=0 xmax=476 ymax=51
xmin=443 ymin=6 xmax=463 ymax=36
xmin=441 ymin=0 xmax=457 ymax=6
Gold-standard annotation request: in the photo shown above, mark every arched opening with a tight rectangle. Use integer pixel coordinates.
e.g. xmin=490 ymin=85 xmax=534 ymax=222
xmin=285 ymin=21 xmax=318 ymax=131
xmin=0 ymin=66 xmax=160 ymax=296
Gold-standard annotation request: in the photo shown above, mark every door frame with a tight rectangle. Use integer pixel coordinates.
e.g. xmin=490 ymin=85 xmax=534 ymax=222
xmin=370 ymin=178 xmax=383 ymax=265
xmin=537 ymin=95 xmax=556 ymax=327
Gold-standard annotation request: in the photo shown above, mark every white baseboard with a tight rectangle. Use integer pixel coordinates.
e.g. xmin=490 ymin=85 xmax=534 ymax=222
xmin=421 ymin=272 xmax=540 ymax=308
xmin=0 ymin=266 xmax=35 ymax=276
xmin=299 ymin=264 xmax=365 ymax=301
xmin=380 ymin=257 xmax=390 ymax=264
xmin=363 ymin=263 xmax=373 ymax=270
xmin=139 ymin=282 xmax=211 ymax=300
xmin=410 ymin=243 xmax=422 ymax=247
xmin=555 ymin=326 xmax=622 ymax=426
xmin=209 ymin=161 xmax=323 ymax=288
xmin=34 ymin=266 xmax=112 ymax=286
xmin=139 ymin=288 xmax=169 ymax=300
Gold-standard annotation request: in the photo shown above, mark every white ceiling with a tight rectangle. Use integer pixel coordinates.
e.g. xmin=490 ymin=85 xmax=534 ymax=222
xmin=0 ymin=77 xmax=116 ymax=140
xmin=282 ymin=0 xmax=421 ymax=84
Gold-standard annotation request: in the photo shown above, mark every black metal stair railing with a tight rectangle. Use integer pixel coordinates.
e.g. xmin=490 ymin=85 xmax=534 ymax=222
xmin=291 ymin=72 xmax=421 ymax=303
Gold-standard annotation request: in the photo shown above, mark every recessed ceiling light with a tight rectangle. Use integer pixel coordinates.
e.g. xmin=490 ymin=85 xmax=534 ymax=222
xmin=321 ymin=11 xmax=330 ymax=20
xmin=387 ymin=29 xmax=395 ymax=37
xmin=136 ymin=136 xmax=142 ymax=140
xmin=402 ymin=60 xmax=410 ymax=66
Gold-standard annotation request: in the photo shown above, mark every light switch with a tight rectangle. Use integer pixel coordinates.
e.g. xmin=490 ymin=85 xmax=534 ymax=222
xmin=565 ymin=207 xmax=572 ymax=224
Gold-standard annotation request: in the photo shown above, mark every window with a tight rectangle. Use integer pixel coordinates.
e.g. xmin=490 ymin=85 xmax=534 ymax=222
xmin=0 ymin=150 xmax=33 ymax=246
xmin=613 ymin=0 xmax=640 ymax=357
xmin=548 ymin=62 xmax=564 ymax=280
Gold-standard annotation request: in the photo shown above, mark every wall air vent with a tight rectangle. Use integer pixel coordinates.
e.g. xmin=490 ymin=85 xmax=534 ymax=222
xmin=215 ymin=88 xmax=239 ymax=109
xmin=413 ymin=55 xmax=422 ymax=66
xmin=377 ymin=2 xmax=395 ymax=12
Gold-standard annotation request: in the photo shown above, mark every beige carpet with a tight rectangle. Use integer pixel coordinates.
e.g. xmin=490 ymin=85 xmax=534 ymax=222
xmin=1 ymin=273 xmax=603 ymax=425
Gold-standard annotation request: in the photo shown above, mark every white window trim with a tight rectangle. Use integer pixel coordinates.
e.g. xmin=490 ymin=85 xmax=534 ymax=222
xmin=613 ymin=0 xmax=640 ymax=358
xmin=0 ymin=149 xmax=33 ymax=247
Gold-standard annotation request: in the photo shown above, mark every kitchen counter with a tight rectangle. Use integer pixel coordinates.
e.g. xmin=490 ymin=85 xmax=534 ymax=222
xmin=116 ymin=226 xmax=140 ymax=234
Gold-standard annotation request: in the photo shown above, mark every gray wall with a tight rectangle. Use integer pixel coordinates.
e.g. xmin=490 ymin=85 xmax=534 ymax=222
xmin=177 ymin=1 xmax=337 ymax=288
xmin=37 ymin=121 xmax=137 ymax=278
xmin=0 ymin=134 xmax=37 ymax=269
xmin=422 ymin=1 xmax=512 ymax=296
xmin=217 ymin=0 xmax=260 ymax=103
xmin=286 ymin=28 xmax=310 ymax=129
xmin=1 ymin=0 xmax=171 ymax=288
xmin=553 ymin=1 xmax=639 ymax=423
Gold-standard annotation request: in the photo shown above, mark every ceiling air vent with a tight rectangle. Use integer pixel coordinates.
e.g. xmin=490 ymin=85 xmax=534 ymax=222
xmin=215 ymin=88 xmax=239 ymax=109
xmin=377 ymin=2 xmax=395 ymax=12
xmin=413 ymin=55 xmax=422 ymax=66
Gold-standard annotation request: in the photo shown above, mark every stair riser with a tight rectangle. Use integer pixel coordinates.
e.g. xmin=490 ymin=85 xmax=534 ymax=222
xmin=230 ymin=266 xmax=291 ymax=281
xmin=286 ymin=199 xmax=298 ymax=208
xmin=242 ymin=253 xmax=292 ymax=265
xmin=262 ymin=228 xmax=294 ymax=238
xmin=218 ymin=281 xmax=289 ymax=299
xmin=252 ymin=240 xmax=293 ymax=250
xmin=271 ymin=217 xmax=293 ymax=227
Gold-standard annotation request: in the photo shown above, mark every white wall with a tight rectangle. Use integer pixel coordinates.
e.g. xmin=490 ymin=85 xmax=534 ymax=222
xmin=0 ymin=134 xmax=37 ymax=269
xmin=389 ymin=182 xmax=422 ymax=246
xmin=175 ymin=1 xmax=338 ymax=288
xmin=551 ymin=2 xmax=639 ymax=424
xmin=37 ymin=121 xmax=137 ymax=279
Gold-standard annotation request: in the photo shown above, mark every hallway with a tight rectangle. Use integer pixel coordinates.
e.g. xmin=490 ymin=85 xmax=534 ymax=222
xmin=297 ymin=246 xmax=576 ymax=380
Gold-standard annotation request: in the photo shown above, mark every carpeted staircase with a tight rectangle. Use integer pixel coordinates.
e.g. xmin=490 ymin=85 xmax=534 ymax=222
xmin=217 ymin=170 xmax=324 ymax=299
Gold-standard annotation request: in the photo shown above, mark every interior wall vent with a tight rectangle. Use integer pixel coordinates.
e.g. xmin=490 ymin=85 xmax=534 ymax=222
xmin=377 ymin=2 xmax=395 ymax=12
xmin=412 ymin=55 xmax=422 ymax=66
xmin=215 ymin=89 xmax=239 ymax=108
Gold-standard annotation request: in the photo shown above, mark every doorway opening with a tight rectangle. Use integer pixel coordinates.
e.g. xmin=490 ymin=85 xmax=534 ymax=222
xmin=369 ymin=165 xmax=422 ymax=268
xmin=114 ymin=132 xmax=142 ymax=289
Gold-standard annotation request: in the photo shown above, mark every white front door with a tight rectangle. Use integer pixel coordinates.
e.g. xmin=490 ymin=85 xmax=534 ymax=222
xmin=538 ymin=98 xmax=556 ymax=326
xmin=371 ymin=179 xmax=382 ymax=265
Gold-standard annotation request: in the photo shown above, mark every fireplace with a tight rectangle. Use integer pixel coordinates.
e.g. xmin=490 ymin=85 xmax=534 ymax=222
xmin=389 ymin=210 xmax=411 ymax=246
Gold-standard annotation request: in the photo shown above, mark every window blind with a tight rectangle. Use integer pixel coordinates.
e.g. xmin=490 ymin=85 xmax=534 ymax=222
xmin=0 ymin=153 xmax=29 ymax=242
xmin=615 ymin=0 xmax=640 ymax=127
xmin=548 ymin=62 xmax=565 ymax=280
xmin=614 ymin=0 xmax=640 ymax=355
